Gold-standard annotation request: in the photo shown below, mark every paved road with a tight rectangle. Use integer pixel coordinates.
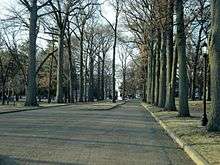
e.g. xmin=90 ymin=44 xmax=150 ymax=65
xmin=0 ymin=101 xmax=194 ymax=165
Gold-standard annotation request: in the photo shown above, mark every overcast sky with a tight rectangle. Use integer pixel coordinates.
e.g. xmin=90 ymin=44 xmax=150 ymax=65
xmin=0 ymin=1 xmax=7 ymax=18
xmin=0 ymin=0 xmax=114 ymax=22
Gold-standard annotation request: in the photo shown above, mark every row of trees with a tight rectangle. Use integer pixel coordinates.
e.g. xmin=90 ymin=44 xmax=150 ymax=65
xmin=122 ymin=0 xmax=220 ymax=131
xmin=0 ymin=0 xmax=219 ymax=131
xmin=0 ymin=0 xmax=122 ymax=106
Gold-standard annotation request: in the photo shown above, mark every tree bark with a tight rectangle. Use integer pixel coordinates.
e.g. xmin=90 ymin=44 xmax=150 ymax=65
xmin=2 ymin=83 xmax=6 ymax=105
xmin=207 ymin=64 xmax=211 ymax=101
xmin=154 ymin=30 xmax=161 ymax=105
xmin=73 ymin=61 xmax=78 ymax=102
xmin=169 ymin=44 xmax=178 ymax=111
xmin=122 ymin=66 xmax=126 ymax=100
xmin=56 ymin=29 xmax=65 ymax=103
xmin=192 ymin=26 xmax=203 ymax=101
xmin=48 ymin=55 xmax=53 ymax=103
xmin=143 ymin=78 xmax=147 ymax=102
xmin=79 ymin=28 xmax=84 ymax=102
xmin=147 ymin=43 xmax=153 ymax=103
xmin=97 ymin=55 xmax=101 ymax=100
xmin=158 ymin=31 xmax=167 ymax=108
xmin=84 ymin=55 xmax=88 ymax=102
xmin=25 ymin=0 xmax=38 ymax=106
xmin=165 ymin=0 xmax=176 ymax=111
xmin=176 ymin=0 xmax=190 ymax=117
xmin=101 ymin=52 xmax=106 ymax=100
xmin=88 ymin=54 xmax=94 ymax=102
xmin=207 ymin=0 xmax=220 ymax=131
xmin=151 ymin=44 xmax=156 ymax=104
xmin=112 ymin=4 xmax=120 ymax=103
xmin=67 ymin=33 xmax=75 ymax=103
xmin=112 ymin=29 xmax=117 ymax=103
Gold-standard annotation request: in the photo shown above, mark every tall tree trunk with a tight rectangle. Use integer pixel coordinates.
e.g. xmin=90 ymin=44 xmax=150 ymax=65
xmin=147 ymin=41 xmax=155 ymax=103
xmin=143 ymin=78 xmax=147 ymax=102
xmin=112 ymin=30 xmax=117 ymax=103
xmin=165 ymin=0 xmax=176 ymax=110
xmin=107 ymin=77 xmax=111 ymax=99
xmin=207 ymin=0 xmax=220 ymax=131
xmin=112 ymin=7 xmax=119 ymax=103
xmin=2 ymin=83 xmax=6 ymax=105
xmin=67 ymin=34 xmax=74 ymax=103
xmin=154 ymin=30 xmax=161 ymax=105
xmin=84 ymin=56 xmax=88 ymax=102
xmin=122 ymin=67 xmax=126 ymax=100
xmin=48 ymin=55 xmax=53 ymax=103
xmin=158 ymin=31 xmax=167 ymax=108
xmin=88 ymin=55 xmax=94 ymax=102
xmin=79 ymin=29 xmax=84 ymax=102
xmin=25 ymin=0 xmax=38 ymax=106
xmin=67 ymin=80 xmax=70 ymax=103
xmin=97 ymin=55 xmax=101 ymax=100
xmin=147 ymin=47 xmax=153 ymax=103
xmin=101 ymin=53 xmax=106 ymax=100
xmin=176 ymin=0 xmax=190 ymax=117
xmin=73 ymin=61 xmax=78 ymax=102
xmin=192 ymin=26 xmax=203 ymax=101
xmin=207 ymin=64 xmax=211 ymax=101
xmin=56 ymin=29 xmax=65 ymax=103
xmin=169 ymin=44 xmax=178 ymax=111
xmin=151 ymin=45 xmax=156 ymax=104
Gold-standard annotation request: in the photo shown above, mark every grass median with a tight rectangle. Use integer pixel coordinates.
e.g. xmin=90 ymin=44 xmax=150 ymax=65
xmin=0 ymin=100 xmax=125 ymax=113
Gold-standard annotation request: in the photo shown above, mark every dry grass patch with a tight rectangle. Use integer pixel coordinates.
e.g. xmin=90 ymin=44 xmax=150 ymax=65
xmin=144 ymin=103 xmax=220 ymax=164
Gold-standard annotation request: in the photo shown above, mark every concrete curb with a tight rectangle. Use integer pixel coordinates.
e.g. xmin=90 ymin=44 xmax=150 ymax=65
xmin=141 ymin=103 xmax=210 ymax=165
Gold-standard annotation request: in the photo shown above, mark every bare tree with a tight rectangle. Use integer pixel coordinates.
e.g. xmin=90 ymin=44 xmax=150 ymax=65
xmin=176 ymin=0 xmax=190 ymax=117
xmin=18 ymin=0 xmax=51 ymax=106
xmin=118 ymin=45 xmax=129 ymax=100
xmin=207 ymin=0 xmax=220 ymax=131
xmin=100 ymin=0 xmax=121 ymax=103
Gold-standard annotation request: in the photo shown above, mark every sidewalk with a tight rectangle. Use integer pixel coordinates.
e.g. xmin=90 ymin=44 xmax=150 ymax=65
xmin=142 ymin=101 xmax=220 ymax=165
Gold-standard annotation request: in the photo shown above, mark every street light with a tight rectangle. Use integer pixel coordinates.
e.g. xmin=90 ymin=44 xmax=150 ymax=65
xmin=201 ymin=42 xmax=208 ymax=126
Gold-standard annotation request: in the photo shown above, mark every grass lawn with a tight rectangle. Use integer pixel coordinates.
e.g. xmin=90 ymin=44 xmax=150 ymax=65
xmin=143 ymin=100 xmax=220 ymax=165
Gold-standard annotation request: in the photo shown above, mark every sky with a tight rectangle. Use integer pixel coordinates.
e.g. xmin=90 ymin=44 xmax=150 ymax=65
xmin=101 ymin=0 xmax=115 ymax=23
xmin=0 ymin=0 xmax=115 ymax=22
xmin=0 ymin=0 xmax=14 ymax=18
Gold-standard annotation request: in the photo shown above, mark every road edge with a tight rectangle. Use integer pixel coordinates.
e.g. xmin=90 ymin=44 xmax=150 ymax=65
xmin=141 ymin=103 xmax=210 ymax=165
xmin=0 ymin=104 xmax=71 ymax=115
xmin=89 ymin=101 xmax=126 ymax=111
xmin=0 ymin=101 xmax=127 ymax=115
xmin=105 ymin=101 xmax=126 ymax=110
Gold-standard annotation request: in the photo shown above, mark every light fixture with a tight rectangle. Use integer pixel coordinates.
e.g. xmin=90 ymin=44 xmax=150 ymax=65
xmin=202 ymin=42 xmax=208 ymax=56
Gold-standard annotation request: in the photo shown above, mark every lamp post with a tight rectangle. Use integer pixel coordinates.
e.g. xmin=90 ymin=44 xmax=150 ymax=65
xmin=201 ymin=42 xmax=208 ymax=126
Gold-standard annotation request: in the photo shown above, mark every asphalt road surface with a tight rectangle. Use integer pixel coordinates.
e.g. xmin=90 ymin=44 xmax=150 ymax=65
xmin=0 ymin=100 xmax=194 ymax=165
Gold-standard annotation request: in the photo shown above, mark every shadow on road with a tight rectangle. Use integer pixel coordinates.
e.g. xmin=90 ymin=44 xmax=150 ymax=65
xmin=0 ymin=155 xmax=19 ymax=165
